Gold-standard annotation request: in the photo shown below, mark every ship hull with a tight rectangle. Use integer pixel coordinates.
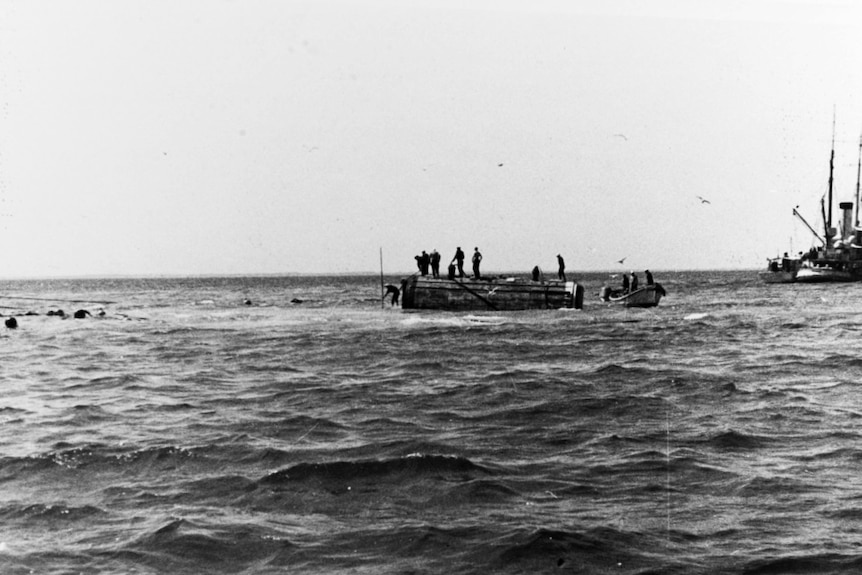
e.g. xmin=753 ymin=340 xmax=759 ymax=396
xmin=794 ymin=266 xmax=857 ymax=283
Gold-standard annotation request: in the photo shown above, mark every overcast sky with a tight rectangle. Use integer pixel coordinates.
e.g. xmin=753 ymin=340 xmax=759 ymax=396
xmin=2 ymin=0 xmax=861 ymax=277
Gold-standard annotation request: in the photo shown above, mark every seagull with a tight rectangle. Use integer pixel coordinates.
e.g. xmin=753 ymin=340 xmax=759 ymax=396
xmin=617 ymin=257 xmax=627 ymax=265
xmin=613 ymin=133 xmax=628 ymax=141
xmin=696 ymin=195 xmax=711 ymax=204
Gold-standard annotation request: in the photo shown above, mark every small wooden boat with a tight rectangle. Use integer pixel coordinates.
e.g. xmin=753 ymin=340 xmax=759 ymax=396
xmin=758 ymin=255 xmax=800 ymax=284
xmin=401 ymin=276 xmax=584 ymax=311
xmin=599 ymin=284 xmax=666 ymax=308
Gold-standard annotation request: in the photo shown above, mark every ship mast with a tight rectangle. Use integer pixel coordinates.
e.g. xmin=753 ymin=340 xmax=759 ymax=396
xmin=856 ymin=132 xmax=862 ymax=227
xmin=826 ymin=116 xmax=835 ymax=242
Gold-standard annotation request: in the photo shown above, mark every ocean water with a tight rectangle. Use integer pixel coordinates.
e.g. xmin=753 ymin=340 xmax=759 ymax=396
xmin=2 ymin=270 xmax=862 ymax=574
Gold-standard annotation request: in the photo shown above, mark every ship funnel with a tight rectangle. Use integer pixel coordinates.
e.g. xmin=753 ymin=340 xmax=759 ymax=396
xmin=840 ymin=202 xmax=854 ymax=242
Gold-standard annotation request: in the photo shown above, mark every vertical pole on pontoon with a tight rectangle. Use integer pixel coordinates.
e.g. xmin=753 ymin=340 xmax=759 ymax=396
xmin=855 ymin=132 xmax=861 ymax=227
xmin=827 ymin=115 xmax=835 ymax=239
xmin=379 ymin=247 xmax=385 ymax=309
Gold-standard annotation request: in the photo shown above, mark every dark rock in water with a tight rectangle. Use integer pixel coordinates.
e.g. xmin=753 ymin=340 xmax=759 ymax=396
xmin=290 ymin=298 xmax=304 ymax=304
xmin=243 ymin=299 xmax=253 ymax=306
xmin=48 ymin=309 xmax=66 ymax=318
xmin=5 ymin=317 xmax=18 ymax=329
xmin=25 ymin=311 xmax=38 ymax=316
xmin=74 ymin=309 xmax=92 ymax=319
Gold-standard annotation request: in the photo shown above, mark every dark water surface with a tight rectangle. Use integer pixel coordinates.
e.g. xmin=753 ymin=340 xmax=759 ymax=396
xmin=2 ymin=271 xmax=862 ymax=574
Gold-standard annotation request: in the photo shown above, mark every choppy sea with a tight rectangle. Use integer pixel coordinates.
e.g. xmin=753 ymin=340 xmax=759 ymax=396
xmin=2 ymin=270 xmax=862 ymax=574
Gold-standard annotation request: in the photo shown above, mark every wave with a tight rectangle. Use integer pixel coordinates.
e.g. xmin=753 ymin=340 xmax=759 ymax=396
xmin=429 ymin=478 xmax=519 ymax=505
xmin=260 ymin=453 xmax=488 ymax=486
xmin=706 ymin=430 xmax=768 ymax=450
xmin=741 ymin=553 xmax=862 ymax=574
xmin=0 ymin=444 xmax=210 ymax=476
xmin=122 ymin=518 xmax=296 ymax=572
xmin=0 ymin=502 xmax=106 ymax=522
xmin=492 ymin=527 xmax=673 ymax=574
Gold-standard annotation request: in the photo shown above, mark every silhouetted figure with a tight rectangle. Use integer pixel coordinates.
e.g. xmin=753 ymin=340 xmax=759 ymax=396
xmin=383 ymin=284 xmax=400 ymax=306
xmin=557 ymin=254 xmax=566 ymax=281
xmin=622 ymin=273 xmax=630 ymax=293
xmin=430 ymin=250 xmax=441 ymax=278
xmin=630 ymin=271 xmax=639 ymax=292
xmin=532 ymin=266 xmax=541 ymax=281
xmin=645 ymin=270 xmax=654 ymax=285
xmin=5 ymin=317 xmax=17 ymax=329
xmin=447 ymin=263 xmax=456 ymax=280
xmin=452 ymin=247 xmax=465 ymax=278
xmin=414 ymin=251 xmax=430 ymax=275
xmin=472 ymin=247 xmax=482 ymax=279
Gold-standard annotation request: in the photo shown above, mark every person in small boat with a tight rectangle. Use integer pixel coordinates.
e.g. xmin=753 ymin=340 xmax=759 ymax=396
xmin=645 ymin=270 xmax=654 ymax=285
xmin=472 ymin=247 xmax=482 ymax=279
xmin=430 ymin=250 xmax=441 ymax=278
xmin=557 ymin=254 xmax=566 ymax=281
xmin=451 ymin=247 xmax=466 ymax=278
xmin=622 ymin=273 xmax=629 ymax=293
xmin=630 ymin=271 xmax=639 ymax=292
xmin=383 ymin=284 xmax=400 ymax=306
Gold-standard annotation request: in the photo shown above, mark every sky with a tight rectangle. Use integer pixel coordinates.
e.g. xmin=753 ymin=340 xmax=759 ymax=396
xmin=1 ymin=0 xmax=862 ymax=278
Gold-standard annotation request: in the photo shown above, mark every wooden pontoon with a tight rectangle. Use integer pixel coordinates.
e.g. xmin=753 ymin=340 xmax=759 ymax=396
xmin=401 ymin=276 xmax=583 ymax=311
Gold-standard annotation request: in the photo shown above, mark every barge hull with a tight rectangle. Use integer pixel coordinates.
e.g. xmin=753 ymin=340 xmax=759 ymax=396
xmin=401 ymin=277 xmax=583 ymax=311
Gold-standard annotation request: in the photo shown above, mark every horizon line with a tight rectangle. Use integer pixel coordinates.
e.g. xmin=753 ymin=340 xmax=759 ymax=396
xmin=0 ymin=267 xmax=761 ymax=281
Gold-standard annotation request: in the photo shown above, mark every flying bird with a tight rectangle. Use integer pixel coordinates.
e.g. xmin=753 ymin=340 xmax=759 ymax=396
xmin=617 ymin=257 xmax=627 ymax=265
xmin=696 ymin=195 xmax=711 ymax=204
xmin=613 ymin=133 xmax=628 ymax=141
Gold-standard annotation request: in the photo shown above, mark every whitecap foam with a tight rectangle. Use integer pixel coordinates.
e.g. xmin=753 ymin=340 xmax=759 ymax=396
xmin=463 ymin=315 xmax=506 ymax=324
xmin=683 ymin=312 xmax=710 ymax=321
xmin=400 ymin=316 xmax=465 ymax=327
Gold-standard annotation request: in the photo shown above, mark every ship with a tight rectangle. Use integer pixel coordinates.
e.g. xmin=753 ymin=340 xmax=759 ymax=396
xmin=793 ymin=131 xmax=862 ymax=283
xmin=400 ymin=275 xmax=584 ymax=311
